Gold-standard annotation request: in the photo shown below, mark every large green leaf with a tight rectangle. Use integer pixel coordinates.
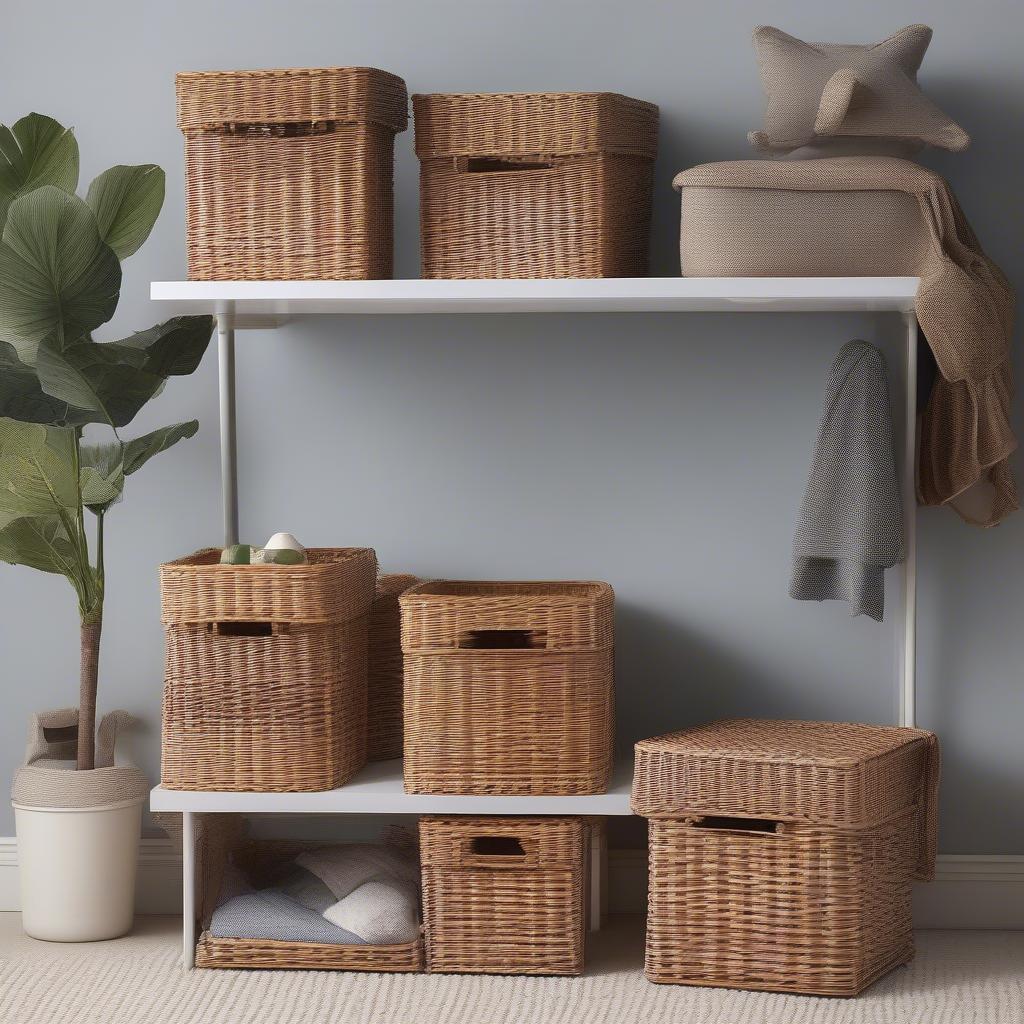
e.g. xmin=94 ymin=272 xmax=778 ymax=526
xmin=0 ymin=186 xmax=121 ymax=361
xmin=34 ymin=316 xmax=213 ymax=428
xmin=0 ymin=513 xmax=79 ymax=577
xmin=0 ymin=418 xmax=78 ymax=528
xmin=0 ymin=340 xmax=83 ymax=424
xmin=79 ymin=440 xmax=125 ymax=512
xmin=86 ymin=164 xmax=165 ymax=260
xmin=123 ymin=420 xmax=198 ymax=475
xmin=0 ymin=114 xmax=79 ymax=234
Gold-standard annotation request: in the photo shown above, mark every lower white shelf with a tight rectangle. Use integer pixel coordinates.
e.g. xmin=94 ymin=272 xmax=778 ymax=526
xmin=149 ymin=758 xmax=635 ymax=816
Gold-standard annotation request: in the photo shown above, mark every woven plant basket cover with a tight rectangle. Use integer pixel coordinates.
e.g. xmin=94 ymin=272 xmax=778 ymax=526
xmin=177 ymin=67 xmax=408 ymax=281
xmin=367 ymin=574 xmax=420 ymax=761
xmin=401 ymin=581 xmax=614 ymax=795
xmin=413 ymin=92 xmax=658 ymax=279
xmin=420 ymin=816 xmax=586 ymax=975
xmin=645 ymin=811 xmax=919 ymax=995
xmin=160 ymin=548 xmax=376 ymax=792
xmin=194 ymin=834 xmax=423 ymax=972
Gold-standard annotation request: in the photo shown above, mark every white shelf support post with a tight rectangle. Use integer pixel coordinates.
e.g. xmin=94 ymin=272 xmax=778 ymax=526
xmin=217 ymin=307 xmax=239 ymax=546
xmin=901 ymin=310 xmax=919 ymax=729
xmin=182 ymin=810 xmax=196 ymax=969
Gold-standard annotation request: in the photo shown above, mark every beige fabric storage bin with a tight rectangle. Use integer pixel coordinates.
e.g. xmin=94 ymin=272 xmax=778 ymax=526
xmin=675 ymin=162 xmax=932 ymax=277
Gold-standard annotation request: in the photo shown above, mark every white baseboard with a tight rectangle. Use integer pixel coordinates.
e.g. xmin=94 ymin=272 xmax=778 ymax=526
xmin=2 ymin=839 xmax=1022 ymax=928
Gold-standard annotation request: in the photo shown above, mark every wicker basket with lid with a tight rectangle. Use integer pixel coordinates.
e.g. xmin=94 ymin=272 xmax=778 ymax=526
xmin=177 ymin=67 xmax=408 ymax=280
xmin=413 ymin=92 xmax=658 ymax=279
xmin=632 ymin=718 xmax=940 ymax=996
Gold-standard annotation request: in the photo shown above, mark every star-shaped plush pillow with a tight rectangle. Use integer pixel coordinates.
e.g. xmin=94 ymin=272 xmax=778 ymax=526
xmin=749 ymin=25 xmax=970 ymax=157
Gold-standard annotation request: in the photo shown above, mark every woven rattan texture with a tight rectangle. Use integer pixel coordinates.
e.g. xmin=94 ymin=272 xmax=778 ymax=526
xmin=420 ymin=817 xmax=586 ymax=976
xmin=401 ymin=582 xmax=614 ymax=795
xmin=160 ymin=548 xmax=375 ymax=792
xmin=679 ymin=186 xmax=931 ymax=276
xmin=161 ymin=548 xmax=377 ymax=624
xmin=413 ymin=93 xmax=657 ymax=279
xmin=644 ymin=813 xmax=918 ymax=995
xmin=177 ymin=68 xmax=407 ymax=281
xmin=161 ymin=617 xmax=368 ymax=792
xmin=194 ymin=835 xmax=423 ymax=973
xmin=633 ymin=719 xmax=939 ymax=879
xmin=367 ymin=574 xmax=420 ymax=761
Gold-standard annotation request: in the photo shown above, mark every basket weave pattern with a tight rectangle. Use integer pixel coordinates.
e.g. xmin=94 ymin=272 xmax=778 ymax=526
xmin=401 ymin=582 xmax=614 ymax=795
xmin=413 ymin=92 xmax=657 ymax=279
xmin=367 ymin=573 xmax=420 ymax=761
xmin=420 ymin=817 xmax=586 ymax=975
xmin=195 ymin=836 xmax=423 ymax=972
xmin=645 ymin=813 xmax=918 ymax=995
xmin=160 ymin=548 xmax=376 ymax=792
xmin=633 ymin=719 xmax=940 ymax=995
xmin=177 ymin=67 xmax=407 ymax=281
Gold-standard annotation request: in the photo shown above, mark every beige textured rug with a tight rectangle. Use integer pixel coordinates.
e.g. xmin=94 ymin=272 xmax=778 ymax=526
xmin=1 ymin=916 xmax=1022 ymax=1024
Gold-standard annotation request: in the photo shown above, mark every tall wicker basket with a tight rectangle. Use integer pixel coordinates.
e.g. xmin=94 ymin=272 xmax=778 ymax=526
xmin=413 ymin=92 xmax=658 ymax=278
xmin=401 ymin=581 xmax=614 ymax=795
xmin=160 ymin=548 xmax=376 ymax=792
xmin=177 ymin=67 xmax=408 ymax=280
xmin=420 ymin=816 xmax=587 ymax=975
xmin=632 ymin=719 xmax=940 ymax=996
xmin=367 ymin=573 xmax=420 ymax=761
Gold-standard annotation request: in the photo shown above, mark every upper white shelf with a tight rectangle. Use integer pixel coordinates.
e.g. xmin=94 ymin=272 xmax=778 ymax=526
xmin=149 ymin=758 xmax=634 ymax=815
xmin=151 ymin=277 xmax=919 ymax=325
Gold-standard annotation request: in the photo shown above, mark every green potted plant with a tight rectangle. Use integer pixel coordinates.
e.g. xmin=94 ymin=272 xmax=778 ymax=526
xmin=0 ymin=113 xmax=214 ymax=940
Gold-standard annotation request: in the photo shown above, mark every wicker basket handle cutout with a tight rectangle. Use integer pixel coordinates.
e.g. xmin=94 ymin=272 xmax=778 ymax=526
xmin=456 ymin=628 xmax=548 ymax=650
xmin=458 ymin=834 xmax=539 ymax=870
xmin=454 ymin=156 xmax=558 ymax=175
xmin=200 ymin=120 xmax=343 ymax=137
xmin=688 ymin=816 xmax=782 ymax=837
xmin=208 ymin=620 xmax=291 ymax=638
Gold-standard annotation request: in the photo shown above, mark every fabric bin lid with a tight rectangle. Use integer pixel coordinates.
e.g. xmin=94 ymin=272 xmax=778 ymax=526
xmin=632 ymin=718 xmax=939 ymax=878
xmin=176 ymin=67 xmax=408 ymax=133
xmin=412 ymin=92 xmax=658 ymax=159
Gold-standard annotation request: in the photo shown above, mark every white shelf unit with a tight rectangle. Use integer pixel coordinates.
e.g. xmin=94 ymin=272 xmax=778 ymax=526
xmin=150 ymin=276 xmax=921 ymax=968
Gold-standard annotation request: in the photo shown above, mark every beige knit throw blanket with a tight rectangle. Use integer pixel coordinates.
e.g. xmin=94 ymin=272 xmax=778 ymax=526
xmin=678 ymin=157 xmax=1017 ymax=526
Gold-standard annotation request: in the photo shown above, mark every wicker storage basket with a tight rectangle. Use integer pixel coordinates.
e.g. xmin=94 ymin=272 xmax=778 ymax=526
xmin=420 ymin=816 xmax=586 ymax=975
xmin=413 ymin=93 xmax=658 ymax=279
xmin=177 ymin=67 xmax=408 ymax=280
xmin=401 ymin=581 xmax=614 ymax=795
xmin=367 ymin=573 xmax=420 ymax=761
xmin=674 ymin=162 xmax=931 ymax=277
xmin=633 ymin=719 xmax=940 ymax=996
xmin=160 ymin=548 xmax=376 ymax=792
xmin=195 ymin=833 xmax=423 ymax=972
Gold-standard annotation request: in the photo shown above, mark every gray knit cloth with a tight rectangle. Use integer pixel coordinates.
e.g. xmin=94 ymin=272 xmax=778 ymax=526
xmin=790 ymin=340 xmax=905 ymax=621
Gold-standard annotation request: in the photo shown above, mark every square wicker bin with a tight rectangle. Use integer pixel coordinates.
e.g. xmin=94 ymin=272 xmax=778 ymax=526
xmin=420 ymin=816 xmax=587 ymax=975
xmin=160 ymin=548 xmax=376 ymax=792
xmin=413 ymin=92 xmax=658 ymax=279
xmin=632 ymin=719 xmax=940 ymax=996
xmin=192 ymin=822 xmax=424 ymax=972
xmin=400 ymin=581 xmax=614 ymax=795
xmin=177 ymin=67 xmax=408 ymax=281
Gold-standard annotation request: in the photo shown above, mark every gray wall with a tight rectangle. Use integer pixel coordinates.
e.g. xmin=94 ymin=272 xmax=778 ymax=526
xmin=2 ymin=0 xmax=1021 ymax=851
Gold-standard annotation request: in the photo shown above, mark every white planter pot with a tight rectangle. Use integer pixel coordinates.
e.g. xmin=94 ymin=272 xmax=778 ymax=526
xmin=14 ymin=797 xmax=144 ymax=942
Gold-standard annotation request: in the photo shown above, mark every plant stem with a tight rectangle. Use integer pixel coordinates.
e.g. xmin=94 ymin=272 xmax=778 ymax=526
xmin=77 ymin=616 xmax=101 ymax=771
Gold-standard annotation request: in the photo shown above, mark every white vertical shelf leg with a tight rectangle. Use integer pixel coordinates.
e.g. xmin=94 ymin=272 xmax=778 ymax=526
xmin=589 ymin=818 xmax=607 ymax=932
xmin=217 ymin=308 xmax=239 ymax=547
xmin=901 ymin=311 xmax=919 ymax=729
xmin=182 ymin=810 xmax=196 ymax=969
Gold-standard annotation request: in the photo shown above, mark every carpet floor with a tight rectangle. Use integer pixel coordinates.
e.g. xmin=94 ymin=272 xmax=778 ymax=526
xmin=1 ymin=916 xmax=1022 ymax=1024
